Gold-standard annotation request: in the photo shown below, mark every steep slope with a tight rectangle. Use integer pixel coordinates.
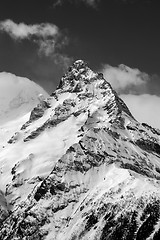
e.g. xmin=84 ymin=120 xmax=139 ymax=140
xmin=0 ymin=72 xmax=49 ymax=125
xmin=0 ymin=60 xmax=160 ymax=240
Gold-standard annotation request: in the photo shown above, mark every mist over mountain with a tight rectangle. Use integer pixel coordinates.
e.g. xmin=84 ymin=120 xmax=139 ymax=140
xmin=0 ymin=72 xmax=49 ymax=125
xmin=0 ymin=60 xmax=160 ymax=240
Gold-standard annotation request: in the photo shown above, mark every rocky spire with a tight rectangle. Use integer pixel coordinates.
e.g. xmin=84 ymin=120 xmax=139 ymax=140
xmin=56 ymin=60 xmax=93 ymax=90
xmin=56 ymin=60 xmax=133 ymax=120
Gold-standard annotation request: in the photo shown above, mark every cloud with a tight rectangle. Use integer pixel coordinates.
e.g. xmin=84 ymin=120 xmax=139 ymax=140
xmin=0 ymin=19 xmax=63 ymax=57
xmin=85 ymin=0 xmax=99 ymax=7
xmin=101 ymin=64 xmax=160 ymax=96
xmin=0 ymin=19 xmax=58 ymax=40
xmin=81 ymin=0 xmax=100 ymax=7
xmin=101 ymin=63 xmax=160 ymax=129
xmin=37 ymin=39 xmax=57 ymax=57
xmin=121 ymin=94 xmax=160 ymax=129
xmin=53 ymin=0 xmax=150 ymax=8
xmin=101 ymin=64 xmax=149 ymax=94
xmin=0 ymin=19 xmax=72 ymax=72
xmin=53 ymin=0 xmax=100 ymax=8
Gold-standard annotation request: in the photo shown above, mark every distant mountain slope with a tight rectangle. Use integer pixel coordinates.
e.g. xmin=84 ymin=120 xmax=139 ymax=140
xmin=0 ymin=61 xmax=160 ymax=240
xmin=0 ymin=72 xmax=49 ymax=124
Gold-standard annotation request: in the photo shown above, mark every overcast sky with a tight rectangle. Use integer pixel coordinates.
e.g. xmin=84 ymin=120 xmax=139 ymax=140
xmin=0 ymin=0 xmax=160 ymax=128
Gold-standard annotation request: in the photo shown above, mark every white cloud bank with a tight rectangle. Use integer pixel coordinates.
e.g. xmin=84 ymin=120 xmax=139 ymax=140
xmin=102 ymin=64 xmax=149 ymax=93
xmin=121 ymin=94 xmax=160 ymax=129
xmin=0 ymin=20 xmax=58 ymax=40
xmin=0 ymin=19 xmax=65 ymax=57
xmin=101 ymin=64 xmax=160 ymax=129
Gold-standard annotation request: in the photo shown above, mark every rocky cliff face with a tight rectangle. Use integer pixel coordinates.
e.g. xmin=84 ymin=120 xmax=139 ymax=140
xmin=0 ymin=60 xmax=160 ymax=240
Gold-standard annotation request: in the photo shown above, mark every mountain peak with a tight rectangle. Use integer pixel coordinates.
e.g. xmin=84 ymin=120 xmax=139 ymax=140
xmin=1 ymin=61 xmax=160 ymax=240
xmin=55 ymin=59 xmax=133 ymax=122
xmin=57 ymin=59 xmax=96 ymax=90
xmin=72 ymin=59 xmax=88 ymax=69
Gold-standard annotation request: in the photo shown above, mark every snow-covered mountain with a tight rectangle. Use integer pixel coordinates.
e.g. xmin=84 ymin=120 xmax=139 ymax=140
xmin=0 ymin=60 xmax=160 ymax=240
xmin=0 ymin=72 xmax=49 ymax=125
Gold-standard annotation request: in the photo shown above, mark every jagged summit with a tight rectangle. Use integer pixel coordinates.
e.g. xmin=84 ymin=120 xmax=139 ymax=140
xmin=56 ymin=59 xmax=133 ymax=120
xmin=57 ymin=59 xmax=96 ymax=91
xmin=1 ymin=61 xmax=160 ymax=239
xmin=65 ymin=59 xmax=89 ymax=75
xmin=72 ymin=59 xmax=88 ymax=69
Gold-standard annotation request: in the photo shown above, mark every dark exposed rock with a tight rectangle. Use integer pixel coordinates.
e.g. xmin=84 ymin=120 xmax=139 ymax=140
xmin=136 ymin=139 xmax=160 ymax=155
xmin=21 ymin=99 xmax=51 ymax=130
xmin=142 ymin=122 xmax=160 ymax=136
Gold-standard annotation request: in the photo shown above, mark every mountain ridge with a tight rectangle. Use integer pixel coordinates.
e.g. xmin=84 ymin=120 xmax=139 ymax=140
xmin=0 ymin=72 xmax=49 ymax=125
xmin=0 ymin=60 xmax=160 ymax=240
